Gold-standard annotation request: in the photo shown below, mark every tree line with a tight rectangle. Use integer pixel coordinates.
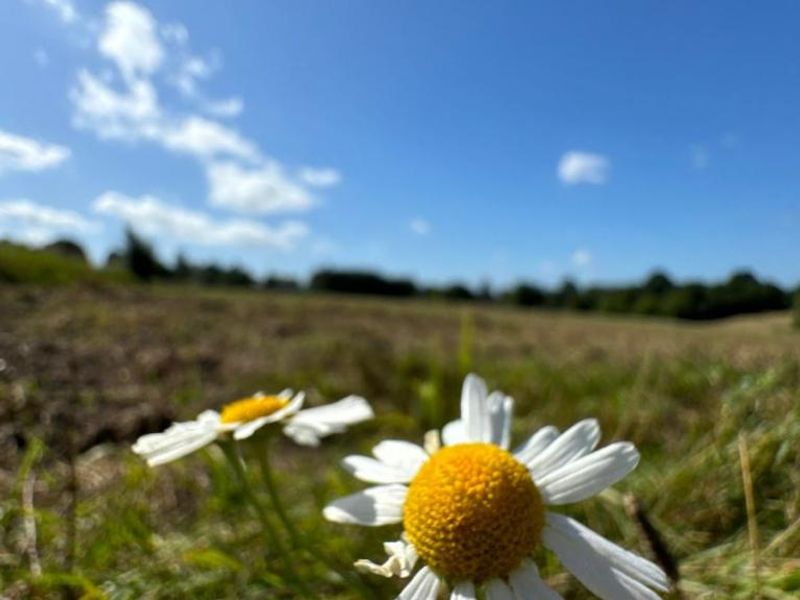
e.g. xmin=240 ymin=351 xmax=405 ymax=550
xmin=26 ymin=229 xmax=800 ymax=321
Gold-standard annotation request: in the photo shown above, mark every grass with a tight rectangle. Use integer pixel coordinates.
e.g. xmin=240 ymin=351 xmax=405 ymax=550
xmin=1 ymin=284 xmax=799 ymax=598
xmin=0 ymin=243 xmax=130 ymax=285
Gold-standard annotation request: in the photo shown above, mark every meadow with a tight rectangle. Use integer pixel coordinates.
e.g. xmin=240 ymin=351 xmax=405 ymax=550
xmin=1 ymin=284 xmax=799 ymax=598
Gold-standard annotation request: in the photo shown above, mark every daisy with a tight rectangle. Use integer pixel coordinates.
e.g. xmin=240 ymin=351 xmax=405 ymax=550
xmin=324 ymin=374 xmax=669 ymax=599
xmin=133 ymin=389 xmax=374 ymax=466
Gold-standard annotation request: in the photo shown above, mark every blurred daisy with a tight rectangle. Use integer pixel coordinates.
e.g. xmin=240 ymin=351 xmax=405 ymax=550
xmin=133 ymin=390 xmax=373 ymax=466
xmin=324 ymin=374 xmax=668 ymax=599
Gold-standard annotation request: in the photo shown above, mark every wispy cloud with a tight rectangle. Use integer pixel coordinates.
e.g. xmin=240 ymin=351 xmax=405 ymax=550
xmin=33 ymin=0 xmax=78 ymax=24
xmin=0 ymin=199 xmax=99 ymax=245
xmin=98 ymin=1 xmax=163 ymax=83
xmin=94 ymin=191 xmax=309 ymax=249
xmin=205 ymin=97 xmax=244 ymax=119
xmin=558 ymin=151 xmax=610 ymax=185
xmin=0 ymin=129 xmax=71 ymax=175
xmin=571 ymin=248 xmax=593 ymax=268
xmin=298 ymin=167 xmax=342 ymax=188
xmin=68 ymin=1 xmax=329 ymax=225
xmin=0 ymin=199 xmax=96 ymax=230
xmin=409 ymin=217 xmax=431 ymax=236
xmin=207 ymin=161 xmax=315 ymax=214
xmin=160 ymin=117 xmax=258 ymax=162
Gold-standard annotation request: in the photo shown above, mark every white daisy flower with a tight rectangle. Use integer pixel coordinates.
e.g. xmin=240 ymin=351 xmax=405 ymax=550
xmin=324 ymin=374 xmax=669 ymax=600
xmin=133 ymin=390 xmax=373 ymax=467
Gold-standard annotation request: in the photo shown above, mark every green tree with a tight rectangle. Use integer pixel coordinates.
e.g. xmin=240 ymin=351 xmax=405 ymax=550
xmin=123 ymin=227 xmax=170 ymax=281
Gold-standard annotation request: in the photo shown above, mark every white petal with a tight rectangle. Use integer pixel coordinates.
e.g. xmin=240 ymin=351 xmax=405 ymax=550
xmin=543 ymin=513 xmax=669 ymax=599
xmin=442 ymin=419 xmax=469 ymax=446
xmin=284 ymin=395 xmax=373 ymax=446
xmin=537 ymin=442 xmax=640 ymax=504
xmin=450 ymin=581 xmax=476 ymax=600
xmin=461 ymin=373 xmax=490 ymax=443
xmin=282 ymin=421 xmax=326 ymax=446
xmin=527 ymin=419 xmax=600 ymax=480
xmin=132 ymin=416 xmax=220 ymax=466
xmin=423 ymin=429 xmax=441 ymax=454
xmin=372 ymin=440 xmax=429 ymax=473
xmin=232 ymin=391 xmax=306 ymax=440
xmin=485 ymin=578 xmax=515 ymax=600
xmin=323 ymin=485 xmax=407 ymax=526
xmin=196 ymin=410 xmax=222 ymax=424
xmin=355 ymin=539 xmax=418 ymax=578
xmin=487 ymin=391 xmax=514 ymax=449
xmin=342 ymin=455 xmax=417 ymax=484
xmin=509 ymin=560 xmax=563 ymax=599
xmin=398 ymin=566 xmax=441 ymax=600
xmin=513 ymin=425 xmax=559 ymax=465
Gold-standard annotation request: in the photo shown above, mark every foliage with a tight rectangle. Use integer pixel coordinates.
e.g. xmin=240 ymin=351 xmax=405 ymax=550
xmin=0 ymin=241 xmax=129 ymax=285
xmin=122 ymin=228 xmax=172 ymax=282
xmin=793 ymin=292 xmax=800 ymax=329
xmin=311 ymin=269 xmax=416 ymax=297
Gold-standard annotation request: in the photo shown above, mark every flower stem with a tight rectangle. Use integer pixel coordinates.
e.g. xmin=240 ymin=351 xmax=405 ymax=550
xmin=255 ymin=438 xmax=376 ymax=599
xmin=219 ymin=441 xmax=311 ymax=596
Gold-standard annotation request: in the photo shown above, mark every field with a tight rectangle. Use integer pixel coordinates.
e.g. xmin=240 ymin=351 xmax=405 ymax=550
xmin=1 ymin=284 xmax=799 ymax=598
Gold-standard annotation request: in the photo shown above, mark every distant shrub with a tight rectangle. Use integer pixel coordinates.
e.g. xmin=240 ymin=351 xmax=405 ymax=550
xmin=0 ymin=241 xmax=129 ymax=285
xmin=310 ymin=269 xmax=416 ymax=297
xmin=44 ymin=239 xmax=88 ymax=263
xmin=507 ymin=283 xmax=546 ymax=307
xmin=793 ymin=292 xmax=800 ymax=329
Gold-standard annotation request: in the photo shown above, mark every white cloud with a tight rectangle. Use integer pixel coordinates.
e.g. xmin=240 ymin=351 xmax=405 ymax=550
xmin=94 ymin=191 xmax=309 ymax=249
xmin=205 ymin=97 xmax=244 ymax=118
xmin=409 ymin=217 xmax=431 ymax=236
xmin=34 ymin=48 xmax=50 ymax=67
xmin=70 ymin=73 xmax=257 ymax=162
xmin=70 ymin=69 xmax=161 ymax=139
xmin=99 ymin=1 xmax=163 ymax=83
xmin=0 ymin=199 xmax=99 ymax=245
xmin=35 ymin=0 xmax=78 ymax=24
xmin=171 ymin=54 xmax=217 ymax=97
xmin=691 ymin=145 xmax=709 ymax=170
xmin=557 ymin=151 xmax=610 ymax=185
xmin=0 ymin=199 xmax=96 ymax=230
xmin=571 ymin=248 xmax=592 ymax=268
xmin=161 ymin=22 xmax=188 ymax=46
xmin=298 ymin=167 xmax=342 ymax=188
xmin=161 ymin=117 xmax=258 ymax=162
xmin=67 ymin=0 xmax=335 ymax=232
xmin=0 ymin=129 xmax=71 ymax=174
xmin=207 ymin=161 xmax=314 ymax=214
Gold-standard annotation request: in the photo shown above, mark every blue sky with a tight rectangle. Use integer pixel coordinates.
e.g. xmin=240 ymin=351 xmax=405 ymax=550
xmin=1 ymin=0 xmax=798 ymax=287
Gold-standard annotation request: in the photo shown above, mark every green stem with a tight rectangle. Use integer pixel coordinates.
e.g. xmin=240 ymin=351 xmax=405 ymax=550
xmin=255 ymin=438 xmax=376 ymax=599
xmin=220 ymin=441 xmax=311 ymax=596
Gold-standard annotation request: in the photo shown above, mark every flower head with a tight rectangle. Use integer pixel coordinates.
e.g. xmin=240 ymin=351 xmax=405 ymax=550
xmin=133 ymin=389 xmax=373 ymax=466
xmin=324 ymin=374 xmax=669 ymax=599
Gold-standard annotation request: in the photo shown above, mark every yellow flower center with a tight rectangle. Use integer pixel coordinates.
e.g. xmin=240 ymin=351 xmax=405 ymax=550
xmin=219 ymin=395 xmax=288 ymax=424
xmin=403 ymin=443 xmax=544 ymax=583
